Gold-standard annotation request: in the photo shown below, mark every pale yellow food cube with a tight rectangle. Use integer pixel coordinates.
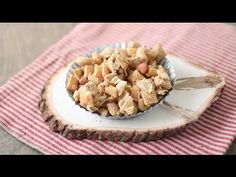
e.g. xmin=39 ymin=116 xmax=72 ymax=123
xmin=73 ymin=90 xmax=80 ymax=102
xmin=125 ymin=101 xmax=138 ymax=115
xmin=84 ymin=65 xmax=94 ymax=77
xmin=107 ymin=103 xmax=119 ymax=116
xmin=80 ymin=91 xmax=94 ymax=108
xmin=127 ymin=70 xmax=145 ymax=84
xmin=93 ymin=64 xmax=103 ymax=81
xmin=73 ymin=68 xmax=83 ymax=78
xmin=102 ymin=62 xmax=111 ymax=77
xmin=66 ymin=74 xmax=78 ymax=92
xmin=147 ymin=67 xmax=158 ymax=77
xmin=141 ymin=90 xmax=158 ymax=105
xmin=105 ymin=85 xmax=118 ymax=98
xmin=130 ymin=85 xmax=140 ymax=102
xmin=138 ymin=98 xmax=151 ymax=111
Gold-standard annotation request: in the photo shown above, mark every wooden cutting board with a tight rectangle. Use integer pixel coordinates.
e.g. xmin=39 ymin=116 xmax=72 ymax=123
xmin=39 ymin=54 xmax=225 ymax=142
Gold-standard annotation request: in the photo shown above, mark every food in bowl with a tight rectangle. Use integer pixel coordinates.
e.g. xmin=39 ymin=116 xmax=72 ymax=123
xmin=66 ymin=41 xmax=172 ymax=118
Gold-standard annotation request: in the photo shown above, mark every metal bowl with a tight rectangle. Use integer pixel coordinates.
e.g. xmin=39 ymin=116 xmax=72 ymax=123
xmin=66 ymin=42 xmax=176 ymax=119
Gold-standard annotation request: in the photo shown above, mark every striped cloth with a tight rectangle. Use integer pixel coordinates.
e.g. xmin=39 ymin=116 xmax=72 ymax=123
xmin=0 ymin=23 xmax=236 ymax=155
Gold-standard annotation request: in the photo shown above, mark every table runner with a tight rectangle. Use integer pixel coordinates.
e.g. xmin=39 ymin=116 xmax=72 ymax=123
xmin=0 ymin=23 xmax=236 ymax=155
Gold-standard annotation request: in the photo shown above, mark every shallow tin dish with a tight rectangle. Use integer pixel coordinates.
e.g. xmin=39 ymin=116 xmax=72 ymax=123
xmin=66 ymin=42 xmax=176 ymax=119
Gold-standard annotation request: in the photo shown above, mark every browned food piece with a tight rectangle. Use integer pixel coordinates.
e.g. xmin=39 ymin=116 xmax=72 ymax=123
xmin=135 ymin=47 xmax=148 ymax=63
xmin=75 ymin=57 xmax=95 ymax=66
xmin=73 ymin=90 xmax=80 ymax=102
xmin=147 ymin=67 xmax=158 ymax=77
xmin=125 ymin=101 xmax=138 ymax=115
xmin=116 ymin=80 xmax=127 ymax=96
xmin=73 ymin=68 xmax=83 ymax=78
xmin=146 ymin=44 xmax=166 ymax=63
xmin=154 ymin=75 xmax=172 ymax=90
xmin=80 ymin=91 xmax=94 ymax=108
xmin=102 ymin=62 xmax=111 ymax=77
xmin=107 ymin=103 xmax=119 ymax=116
xmin=116 ymin=54 xmax=129 ymax=69
xmin=88 ymin=75 xmax=102 ymax=85
xmin=138 ymin=98 xmax=151 ymax=111
xmin=83 ymin=65 xmax=94 ymax=77
xmin=92 ymin=52 xmax=103 ymax=64
xmin=137 ymin=79 xmax=155 ymax=93
xmin=140 ymin=90 xmax=158 ymax=106
xmin=105 ymin=85 xmax=118 ymax=98
xmin=129 ymin=57 xmax=142 ymax=69
xmin=128 ymin=70 xmax=145 ymax=84
xmin=130 ymin=85 xmax=140 ymax=102
xmin=80 ymin=82 xmax=100 ymax=97
xmin=66 ymin=74 xmax=79 ymax=92
xmin=93 ymin=64 xmax=103 ymax=81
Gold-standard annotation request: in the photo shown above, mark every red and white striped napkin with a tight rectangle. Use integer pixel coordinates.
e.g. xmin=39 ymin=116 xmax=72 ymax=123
xmin=0 ymin=23 xmax=236 ymax=155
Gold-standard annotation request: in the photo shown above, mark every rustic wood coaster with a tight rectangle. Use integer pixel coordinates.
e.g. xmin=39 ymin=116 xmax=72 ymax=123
xmin=39 ymin=55 xmax=225 ymax=142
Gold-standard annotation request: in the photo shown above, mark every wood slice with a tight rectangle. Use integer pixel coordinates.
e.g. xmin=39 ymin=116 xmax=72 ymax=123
xmin=39 ymin=55 xmax=225 ymax=142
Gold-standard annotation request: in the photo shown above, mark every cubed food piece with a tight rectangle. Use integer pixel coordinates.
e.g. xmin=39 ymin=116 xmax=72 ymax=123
xmin=141 ymin=90 xmax=158 ymax=106
xmin=66 ymin=74 xmax=79 ymax=92
xmin=130 ymin=85 xmax=140 ymax=102
xmin=146 ymin=43 xmax=166 ymax=62
xmin=83 ymin=82 xmax=100 ymax=96
xmin=147 ymin=67 xmax=158 ymax=77
xmin=104 ymin=72 xmax=116 ymax=81
xmin=88 ymin=75 xmax=101 ymax=85
xmin=125 ymin=101 xmax=138 ymax=115
xmin=135 ymin=47 xmax=148 ymax=63
xmin=73 ymin=90 xmax=80 ymax=102
xmin=149 ymin=60 xmax=157 ymax=68
xmin=102 ymin=62 xmax=111 ymax=77
xmin=93 ymin=64 xmax=103 ymax=81
xmin=137 ymin=79 xmax=155 ymax=93
xmin=108 ymin=56 xmax=120 ymax=72
xmin=128 ymin=70 xmax=145 ymax=84
xmin=111 ymin=76 xmax=122 ymax=85
xmin=84 ymin=65 xmax=94 ymax=77
xmin=80 ymin=91 xmax=94 ymax=108
xmin=161 ymin=79 xmax=172 ymax=90
xmin=138 ymin=98 xmax=151 ymax=111
xmin=105 ymin=85 xmax=118 ymax=98
xmin=98 ymin=108 xmax=109 ymax=116
xmin=73 ymin=68 xmax=83 ymax=78
xmin=107 ymin=103 xmax=119 ymax=116
xmin=75 ymin=56 xmax=95 ymax=66
xmin=116 ymin=54 xmax=129 ymax=69
xmin=128 ymin=57 xmax=142 ymax=69
xmin=153 ymin=43 xmax=166 ymax=61
xmin=120 ymin=96 xmax=137 ymax=115
xmin=116 ymin=80 xmax=127 ymax=96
